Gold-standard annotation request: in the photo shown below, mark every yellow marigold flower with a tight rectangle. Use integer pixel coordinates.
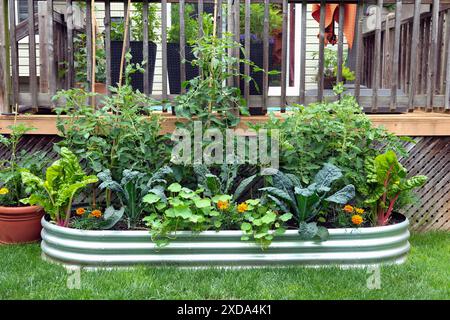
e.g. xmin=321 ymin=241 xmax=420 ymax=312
xmin=355 ymin=208 xmax=365 ymax=214
xmin=343 ymin=204 xmax=354 ymax=213
xmin=351 ymin=214 xmax=363 ymax=225
xmin=90 ymin=210 xmax=102 ymax=218
xmin=237 ymin=202 xmax=248 ymax=213
xmin=76 ymin=208 xmax=86 ymax=216
xmin=0 ymin=187 xmax=9 ymax=195
xmin=217 ymin=200 xmax=229 ymax=211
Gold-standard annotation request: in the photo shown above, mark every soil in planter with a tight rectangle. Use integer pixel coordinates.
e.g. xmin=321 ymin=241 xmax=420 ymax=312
xmin=110 ymin=41 xmax=157 ymax=93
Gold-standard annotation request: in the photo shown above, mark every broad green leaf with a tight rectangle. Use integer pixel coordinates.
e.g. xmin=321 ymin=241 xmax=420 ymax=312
xmin=167 ymin=183 xmax=182 ymax=193
xmin=240 ymin=222 xmax=252 ymax=231
xmin=142 ymin=193 xmax=161 ymax=204
xmin=279 ymin=213 xmax=293 ymax=222
xmin=261 ymin=211 xmax=277 ymax=224
xmin=194 ymin=198 xmax=211 ymax=208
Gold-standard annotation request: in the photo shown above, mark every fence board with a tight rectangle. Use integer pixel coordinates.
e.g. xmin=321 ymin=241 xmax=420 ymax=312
xmin=28 ymin=0 xmax=38 ymax=111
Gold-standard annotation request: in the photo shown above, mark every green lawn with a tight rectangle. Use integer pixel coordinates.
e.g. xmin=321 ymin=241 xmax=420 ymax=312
xmin=0 ymin=232 xmax=449 ymax=300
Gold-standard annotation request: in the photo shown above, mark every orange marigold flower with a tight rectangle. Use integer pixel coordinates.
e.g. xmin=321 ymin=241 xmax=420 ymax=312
xmin=90 ymin=209 xmax=102 ymax=218
xmin=237 ymin=203 xmax=248 ymax=213
xmin=343 ymin=205 xmax=354 ymax=213
xmin=76 ymin=208 xmax=86 ymax=216
xmin=217 ymin=200 xmax=229 ymax=211
xmin=355 ymin=208 xmax=365 ymax=214
xmin=351 ymin=214 xmax=363 ymax=225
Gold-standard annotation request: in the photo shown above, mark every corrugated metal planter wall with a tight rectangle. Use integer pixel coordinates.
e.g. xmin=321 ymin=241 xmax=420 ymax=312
xmin=41 ymin=217 xmax=411 ymax=268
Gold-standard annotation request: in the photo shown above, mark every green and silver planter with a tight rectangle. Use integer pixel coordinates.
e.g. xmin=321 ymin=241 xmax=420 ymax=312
xmin=41 ymin=216 xmax=410 ymax=268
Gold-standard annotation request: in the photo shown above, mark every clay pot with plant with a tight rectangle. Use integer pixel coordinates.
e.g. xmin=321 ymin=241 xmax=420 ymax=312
xmin=0 ymin=112 xmax=49 ymax=244
xmin=313 ymin=48 xmax=356 ymax=89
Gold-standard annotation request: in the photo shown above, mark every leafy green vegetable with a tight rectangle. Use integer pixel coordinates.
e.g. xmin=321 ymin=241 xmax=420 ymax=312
xmin=261 ymin=164 xmax=355 ymax=240
xmin=20 ymin=147 xmax=98 ymax=227
xmin=365 ymin=150 xmax=427 ymax=226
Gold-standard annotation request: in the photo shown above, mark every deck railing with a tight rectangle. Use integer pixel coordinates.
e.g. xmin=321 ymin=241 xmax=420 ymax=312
xmin=1 ymin=0 xmax=450 ymax=115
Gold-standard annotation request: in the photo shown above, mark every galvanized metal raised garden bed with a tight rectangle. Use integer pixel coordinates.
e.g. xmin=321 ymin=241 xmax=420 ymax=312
xmin=41 ymin=216 xmax=410 ymax=267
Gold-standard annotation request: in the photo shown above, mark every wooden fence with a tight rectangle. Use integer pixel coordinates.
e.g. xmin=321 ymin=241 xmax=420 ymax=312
xmin=2 ymin=0 xmax=450 ymax=114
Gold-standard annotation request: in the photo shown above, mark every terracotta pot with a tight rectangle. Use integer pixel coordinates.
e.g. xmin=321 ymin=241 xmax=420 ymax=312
xmin=0 ymin=206 xmax=45 ymax=244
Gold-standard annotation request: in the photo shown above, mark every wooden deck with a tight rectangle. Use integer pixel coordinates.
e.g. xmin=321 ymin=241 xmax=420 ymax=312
xmin=1 ymin=111 xmax=450 ymax=136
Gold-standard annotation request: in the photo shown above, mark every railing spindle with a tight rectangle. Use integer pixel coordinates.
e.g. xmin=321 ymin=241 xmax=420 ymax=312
xmin=355 ymin=1 xmax=363 ymax=103
xmin=445 ymin=9 xmax=450 ymax=110
xmin=47 ymin=0 xmax=56 ymax=102
xmin=0 ymin=0 xmax=9 ymax=112
xmin=427 ymin=0 xmax=440 ymax=111
xmin=280 ymin=0 xmax=288 ymax=112
xmin=371 ymin=0 xmax=383 ymax=113
xmin=28 ymin=0 xmax=38 ymax=111
xmin=124 ymin=0 xmax=130 ymax=54
xmin=179 ymin=0 xmax=186 ymax=94
xmin=143 ymin=0 xmax=150 ymax=95
xmin=390 ymin=0 xmax=402 ymax=111
xmin=317 ymin=0 xmax=326 ymax=101
xmin=262 ymin=0 xmax=269 ymax=111
xmin=9 ymin=0 xmax=19 ymax=108
xmin=105 ymin=0 xmax=111 ymax=94
xmin=198 ymin=0 xmax=204 ymax=38
xmin=244 ymin=0 xmax=251 ymax=105
xmin=86 ymin=0 xmax=92 ymax=91
xmin=217 ymin=0 xmax=223 ymax=38
xmin=299 ymin=0 xmax=307 ymax=105
xmin=161 ymin=0 xmax=168 ymax=103
xmin=337 ymin=1 xmax=344 ymax=85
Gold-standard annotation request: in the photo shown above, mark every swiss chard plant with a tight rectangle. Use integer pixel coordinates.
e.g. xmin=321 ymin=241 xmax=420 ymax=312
xmin=20 ymin=147 xmax=98 ymax=227
xmin=364 ymin=150 xmax=427 ymax=226
xmin=261 ymin=164 xmax=355 ymax=240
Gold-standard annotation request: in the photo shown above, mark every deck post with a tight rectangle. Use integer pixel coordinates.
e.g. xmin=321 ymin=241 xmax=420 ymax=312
xmin=0 ymin=0 xmax=11 ymax=113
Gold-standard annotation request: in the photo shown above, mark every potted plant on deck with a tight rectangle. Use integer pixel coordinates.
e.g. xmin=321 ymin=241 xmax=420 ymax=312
xmin=110 ymin=3 xmax=160 ymax=92
xmin=313 ymin=48 xmax=355 ymax=89
xmin=0 ymin=116 xmax=49 ymax=244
